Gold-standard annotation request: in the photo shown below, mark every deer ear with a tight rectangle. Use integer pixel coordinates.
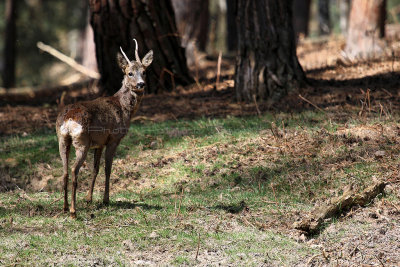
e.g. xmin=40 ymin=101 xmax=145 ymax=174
xmin=117 ymin=53 xmax=129 ymax=71
xmin=142 ymin=50 xmax=153 ymax=67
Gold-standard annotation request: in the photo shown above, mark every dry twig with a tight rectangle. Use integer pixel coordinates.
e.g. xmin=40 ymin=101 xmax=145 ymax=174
xmin=216 ymin=51 xmax=222 ymax=90
xmin=175 ymin=187 xmax=184 ymax=219
xmin=195 ymin=232 xmax=201 ymax=261
xmin=136 ymin=207 xmax=149 ymax=225
xmin=298 ymin=94 xmax=325 ymax=113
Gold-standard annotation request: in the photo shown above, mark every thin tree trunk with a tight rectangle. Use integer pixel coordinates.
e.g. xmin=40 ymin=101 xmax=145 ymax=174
xmin=293 ymin=0 xmax=311 ymax=38
xmin=171 ymin=0 xmax=209 ymax=51
xmin=2 ymin=0 xmax=18 ymax=88
xmin=318 ymin=0 xmax=331 ymax=35
xmin=208 ymin=0 xmax=227 ymax=54
xmin=339 ymin=0 xmax=351 ymax=36
xmin=379 ymin=0 xmax=387 ymax=38
xmin=235 ymin=0 xmax=305 ymax=103
xmin=171 ymin=0 xmax=209 ymax=67
xmin=81 ymin=10 xmax=97 ymax=72
xmin=89 ymin=0 xmax=193 ymax=94
xmin=226 ymin=0 xmax=238 ymax=51
xmin=345 ymin=0 xmax=386 ymax=60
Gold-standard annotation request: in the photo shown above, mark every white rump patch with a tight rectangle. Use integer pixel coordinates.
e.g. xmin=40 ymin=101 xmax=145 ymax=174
xmin=60 ymin=119 xmax=83 ymax=137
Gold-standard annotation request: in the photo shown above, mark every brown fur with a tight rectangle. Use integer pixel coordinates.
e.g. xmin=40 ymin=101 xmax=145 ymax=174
xmin=56 ymin=47 xmax=153 ymax=218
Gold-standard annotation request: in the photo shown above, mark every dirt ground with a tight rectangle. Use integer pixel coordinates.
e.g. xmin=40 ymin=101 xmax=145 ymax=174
xmin=1 ymin=37 xmax=400 ymax=136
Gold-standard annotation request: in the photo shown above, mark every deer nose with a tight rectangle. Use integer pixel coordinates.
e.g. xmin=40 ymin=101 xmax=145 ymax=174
xmin=136 ymin=82 xmax=145 ymax=89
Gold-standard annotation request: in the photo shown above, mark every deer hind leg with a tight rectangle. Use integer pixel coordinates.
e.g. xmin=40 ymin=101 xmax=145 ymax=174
xmin=59 ymin=137 xmax=71 ymax=213
xmin=103 ymin=142 xmax=119 ymax=205
xmin=86 ymin=147 xmax=103 ymax=203
xmin=70 ymin=138 xmax=89 ymax=218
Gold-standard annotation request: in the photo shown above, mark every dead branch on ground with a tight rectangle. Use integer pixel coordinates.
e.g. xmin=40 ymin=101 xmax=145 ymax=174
xmin=293 ymin=180 xmax=387 ymax=235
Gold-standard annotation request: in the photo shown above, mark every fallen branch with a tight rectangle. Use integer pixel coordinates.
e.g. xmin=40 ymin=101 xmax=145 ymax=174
xmin=131 ymin=116 xmax=156 ymax=122
xmin=293 ymin=181 xmax=387 ymax=235
xmin=298 ymin=94 xmax=325 ymax=113
xmin=37 ymin=41 xmax=100 ymax=79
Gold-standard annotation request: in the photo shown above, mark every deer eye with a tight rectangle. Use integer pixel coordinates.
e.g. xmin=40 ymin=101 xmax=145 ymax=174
xmin=128 ymin=72 xmax=133 ymax=77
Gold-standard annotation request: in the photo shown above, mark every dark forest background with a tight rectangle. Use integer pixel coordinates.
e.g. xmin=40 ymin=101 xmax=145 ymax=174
xmin=1 ymin=0 xmax=400 ymax=89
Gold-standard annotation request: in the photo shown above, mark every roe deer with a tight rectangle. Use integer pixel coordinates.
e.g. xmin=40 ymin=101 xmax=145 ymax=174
xmin=56 ymin=40 xmax=153 ymax=218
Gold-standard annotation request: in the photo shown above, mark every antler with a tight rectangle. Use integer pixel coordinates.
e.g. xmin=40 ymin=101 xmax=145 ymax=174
xmin=119 ymin=46 xmax=132 ymax=65
xmin=133 ymin=38 xmax=141 ymax=63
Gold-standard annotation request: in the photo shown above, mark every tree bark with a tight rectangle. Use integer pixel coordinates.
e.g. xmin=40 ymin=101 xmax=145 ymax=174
xmin=345 ymin=0 xmax=386 ymax=60
xmin=226 ymin=0 xmax=238 ymax=51
xmin=235 ymin=0 xmax=305 ymax=103
xmin=2 ymin=0 xmax=18 ymax=88
xmin=318 ymin=0 xmax=331 ymax=36
xmin=89 ymin=0 xmax=193 ymax=95
xmin=293 ymin=0 xmax=311 ymax=38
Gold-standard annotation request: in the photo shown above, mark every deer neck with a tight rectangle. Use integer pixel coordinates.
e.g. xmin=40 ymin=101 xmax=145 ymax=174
xmin=113 ymin=82 xmax=144 ymax=123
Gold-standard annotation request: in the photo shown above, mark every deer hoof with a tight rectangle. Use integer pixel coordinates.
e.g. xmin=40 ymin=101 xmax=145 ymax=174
xmin=70 ymin=212 xmax=77 ymax=219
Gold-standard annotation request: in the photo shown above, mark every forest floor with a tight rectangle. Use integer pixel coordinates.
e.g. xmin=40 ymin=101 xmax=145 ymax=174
xmin=1 ymin=37 xmax=400 ymax=266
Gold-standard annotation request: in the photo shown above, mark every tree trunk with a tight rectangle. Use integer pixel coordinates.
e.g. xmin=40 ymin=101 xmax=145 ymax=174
xmin=2 ymin=0 xmax=18 ymax=88
xmin=226 ymin=0 xmax=238 ymax=51
xmin=235 ymin=0 xmax=305 ymax=103
xmin=171 ymin=0 xmax=209 ymax=67
xmin=81 ymin=10 xmax=98 ymax=72
xmin=318 ymin=0 xmax=331 ymax=35
xmin=293 ymin=0 xmax=311 ymax=38
xmin=208 ymin=0 xmax=227 ymax=54
xmin=171 ymin=0 xmax=209 ymax=51
xmin=345 ymin=0 xmax=386 ymax=60
xmin=89 ymin=0 xmax=193 ymax=95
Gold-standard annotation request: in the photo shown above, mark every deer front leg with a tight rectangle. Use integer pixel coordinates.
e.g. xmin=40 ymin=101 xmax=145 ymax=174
xmin=86 ymin=147 xmax=103 ymax=203
xmin=103 ymin=142 xmax=119 ymax=205
xmin=70 ymin=142 xmax=89 ymax=218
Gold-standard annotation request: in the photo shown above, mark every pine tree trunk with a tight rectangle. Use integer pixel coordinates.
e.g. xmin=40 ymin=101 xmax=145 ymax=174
xmin=345 ymin=0 xmax=386 ymax=60
xmin=235 ymin=0 xmax=305 ymax=103
xmin=89 ymin=0 xmax=193 ymax=94
xmin=293 ymin=0 xmax=311 ymax=38
xmin=2 ymin=0 xmax=18 ymax=88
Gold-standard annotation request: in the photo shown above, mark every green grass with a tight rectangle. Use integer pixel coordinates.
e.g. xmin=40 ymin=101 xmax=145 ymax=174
xmin=0 ymin=110 xmax=399 ymax=265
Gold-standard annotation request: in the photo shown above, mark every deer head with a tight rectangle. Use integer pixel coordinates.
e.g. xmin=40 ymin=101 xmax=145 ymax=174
xmin=117 ymin=39 xmax=153 ymax=93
